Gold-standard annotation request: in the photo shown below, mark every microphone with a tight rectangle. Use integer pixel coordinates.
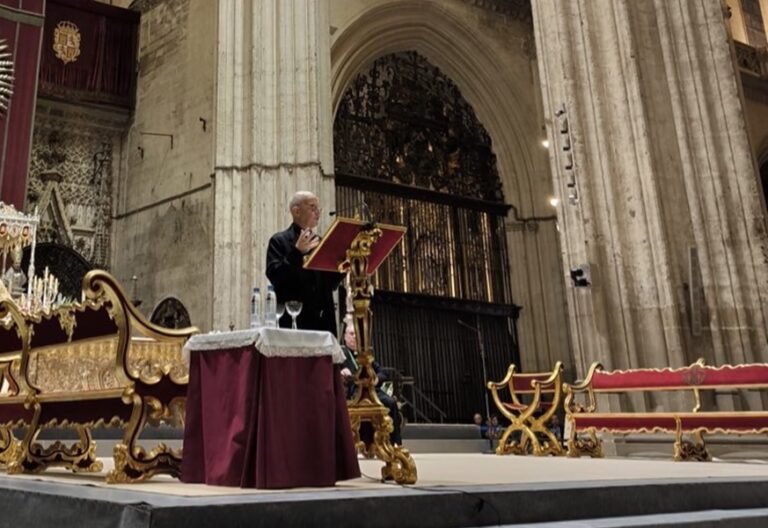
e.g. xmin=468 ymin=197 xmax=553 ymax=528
xmin=329 ymin=200 xmax=371 ymax=219
xmin=328 ymin=204 xmax=357 ymax=217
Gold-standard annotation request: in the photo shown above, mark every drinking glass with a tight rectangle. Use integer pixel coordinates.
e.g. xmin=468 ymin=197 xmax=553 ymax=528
xmin=275 ymin=302 xmax=285 ymax=327
xmin=285 ymin=301 xmax=303 ymax=330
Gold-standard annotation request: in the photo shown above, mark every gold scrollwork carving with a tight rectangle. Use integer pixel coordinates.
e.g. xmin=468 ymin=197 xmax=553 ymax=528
xmin=343 ymin=226 xmax=417 ymax=485
xmin=566 ymin=425 xmax=603 ymax=458
xmin=673 ymin=420 xmax=710 ymax=461
xmin=0 ymin=427 xmax=20 ymax=466
xmin=106 ymin=390 xmax=183 ymax=484
xmin=126 ymin=339 xmax=189 ymax=385
xmin=27 ymin=426 xmax=103 ymax=473
xmin=0 ymin=270 xmax=196 ymax=483
xmin=57 ymin=307 xmax=77 ymax=341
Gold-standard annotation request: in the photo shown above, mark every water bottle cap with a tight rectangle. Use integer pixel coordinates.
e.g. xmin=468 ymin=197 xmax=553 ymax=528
xmin=252 ymin=286 xmax=260 ymax=293
xmin=267 ymin=284 xmax=274 ymax=292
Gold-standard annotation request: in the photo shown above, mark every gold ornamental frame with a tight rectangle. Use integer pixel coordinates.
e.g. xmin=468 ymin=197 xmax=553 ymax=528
xmin=0 ymin=270 xmax=197 ymax=483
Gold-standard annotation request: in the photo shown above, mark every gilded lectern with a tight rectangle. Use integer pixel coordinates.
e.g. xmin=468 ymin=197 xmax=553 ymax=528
xmin=304 ymin=217 xmax=417 ymax=484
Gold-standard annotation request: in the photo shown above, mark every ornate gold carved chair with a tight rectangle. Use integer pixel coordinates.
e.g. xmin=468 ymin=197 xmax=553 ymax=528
xmin=486 ymin=361 xmax=564 ymax=456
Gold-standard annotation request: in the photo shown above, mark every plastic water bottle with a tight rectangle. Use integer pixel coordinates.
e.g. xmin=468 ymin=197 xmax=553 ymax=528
xmin=250 ymin=287 xmax=261 ymax=328
xmin=265 ymin=284 xmax=277 ymax=328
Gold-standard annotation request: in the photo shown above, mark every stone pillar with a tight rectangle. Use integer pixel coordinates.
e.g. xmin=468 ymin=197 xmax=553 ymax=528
xmin=532 ymin=0 xmax=768 ymax=394
xmin=213 ymin=0 xmax=335 ymax=330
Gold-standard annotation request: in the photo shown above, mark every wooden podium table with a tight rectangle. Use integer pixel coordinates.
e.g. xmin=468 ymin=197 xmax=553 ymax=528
xmin=180 ymin=328 xmax=360 ymax=489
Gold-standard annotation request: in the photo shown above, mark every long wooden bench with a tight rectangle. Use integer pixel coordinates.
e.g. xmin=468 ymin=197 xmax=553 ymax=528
xmin=0 ymin=270 xmax=197 ymax=482
xmin=564 ymin=359 xmax=768 ymax=461
xmin=487 ymin=361 xmax=564 ymax=456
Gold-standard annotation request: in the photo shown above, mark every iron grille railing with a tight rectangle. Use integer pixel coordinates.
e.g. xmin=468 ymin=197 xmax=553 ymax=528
xmin=336 ymin=175 xmax=513 ymax=305
xmin=336 ymin=175 xmax=519 ymax=421
xmin=370 ymin=290 xmax=519 ymax=423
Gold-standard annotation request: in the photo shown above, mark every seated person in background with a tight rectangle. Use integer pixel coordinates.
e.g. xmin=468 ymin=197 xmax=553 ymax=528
xmin=548 ymin=414 xmax=563 ymax=445
xmin=473 ymin=412 xmax=488 ymax=439
xmin=486 ymin=415 xmax=502 ymax=441
xmin=340 ymin=319 xmax=402 ymax=446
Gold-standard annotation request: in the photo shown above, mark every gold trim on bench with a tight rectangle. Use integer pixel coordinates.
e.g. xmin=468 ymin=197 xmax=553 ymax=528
xmin=564 ymin=358 xmax=768 ymax=461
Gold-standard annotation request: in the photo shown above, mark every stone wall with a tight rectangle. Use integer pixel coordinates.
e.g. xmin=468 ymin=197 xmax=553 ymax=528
xmin=533 ymin=0 xmax=768 ymax=414
xmin=111 ymin=0 xmax=215 ymax=330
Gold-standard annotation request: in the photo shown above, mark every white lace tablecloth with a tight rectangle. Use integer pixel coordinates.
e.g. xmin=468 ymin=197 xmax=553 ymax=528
xmin=182 ymin=327 xmax=344 ymax=364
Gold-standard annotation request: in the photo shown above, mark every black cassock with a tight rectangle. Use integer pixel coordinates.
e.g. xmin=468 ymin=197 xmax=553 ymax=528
xmin=266 ymin=223 xmax=344 ymax=336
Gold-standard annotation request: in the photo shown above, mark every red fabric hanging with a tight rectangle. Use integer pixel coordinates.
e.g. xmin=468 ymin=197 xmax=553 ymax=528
xmin=0 ymin=0 xmax=45 ymax=210
xmin=39 ymin=0 xmax=138 ymax=106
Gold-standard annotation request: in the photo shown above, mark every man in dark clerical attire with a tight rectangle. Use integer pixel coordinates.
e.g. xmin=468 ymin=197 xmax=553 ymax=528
xmin=340 ymin=319 xmax=402 ymax=445
xmin=266 ymin=191 xmax=343 ymax=335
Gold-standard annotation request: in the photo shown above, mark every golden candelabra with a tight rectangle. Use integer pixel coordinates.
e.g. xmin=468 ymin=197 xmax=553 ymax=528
xmin=339 ymin=225 xmax=417 ymax=484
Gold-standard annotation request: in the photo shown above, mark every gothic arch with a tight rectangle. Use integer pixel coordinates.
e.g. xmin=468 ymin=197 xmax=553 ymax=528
xmin=330 ymin=0 xmax=571 ymax=376
xmin=331 ymin=1 xmax=543 ymax=211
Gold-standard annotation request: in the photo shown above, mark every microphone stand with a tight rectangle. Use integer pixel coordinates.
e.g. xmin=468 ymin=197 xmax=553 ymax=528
xmin=458 ymin=317 xmax=493 ymax=452
xmin=329 ymin=199 xmax=372 ymax=221
xmin=330 ymin=200 xmax=377 ymax=231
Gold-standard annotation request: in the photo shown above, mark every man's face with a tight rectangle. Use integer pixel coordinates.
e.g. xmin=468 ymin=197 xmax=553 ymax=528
xmin=473 ymin=414 xmax=483 ymax=425
xmin=292 ymin=196 xmax=321 ymax=229
xmin=344 ymin=324 xmax=357 ymax=351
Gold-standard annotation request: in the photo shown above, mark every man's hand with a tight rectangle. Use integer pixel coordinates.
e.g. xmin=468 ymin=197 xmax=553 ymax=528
xmin=295 ymin=228 xmax=320 ymax=254
xmin=340 ymin=368 xmax=352 ymax=379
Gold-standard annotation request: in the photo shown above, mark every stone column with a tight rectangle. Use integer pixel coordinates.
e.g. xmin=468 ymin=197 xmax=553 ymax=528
xmin=532 ymin=0 xmax=768 ymax=397
xmin=213 ymin=0 xmax=335 ymax=330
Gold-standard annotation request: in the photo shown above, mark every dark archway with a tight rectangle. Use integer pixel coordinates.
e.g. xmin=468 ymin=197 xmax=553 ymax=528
xmin=150 ymin=297 xmax=192 ymax=329
xmin=334 ymin=51 xmax=519 ymax=423
xmin=21 ymin=242 xmax=94 ymax=301
xmin=760 ymin=158 xmax=768 ymax=209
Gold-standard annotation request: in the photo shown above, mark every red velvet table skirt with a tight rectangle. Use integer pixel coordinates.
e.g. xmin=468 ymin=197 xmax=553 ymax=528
xmin=181 ymin=346 xmax=360 ymax=488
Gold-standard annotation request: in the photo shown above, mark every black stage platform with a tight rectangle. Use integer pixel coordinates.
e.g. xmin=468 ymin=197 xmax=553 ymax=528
xmin=3 ymin=454 xmax=768 ymax=527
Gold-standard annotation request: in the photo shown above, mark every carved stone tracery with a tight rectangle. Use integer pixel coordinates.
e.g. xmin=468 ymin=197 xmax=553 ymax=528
xmin=27 ymin=101 xmax=125 ymax=270
xmin=335 ymin=51 xmax=513 ymax=306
